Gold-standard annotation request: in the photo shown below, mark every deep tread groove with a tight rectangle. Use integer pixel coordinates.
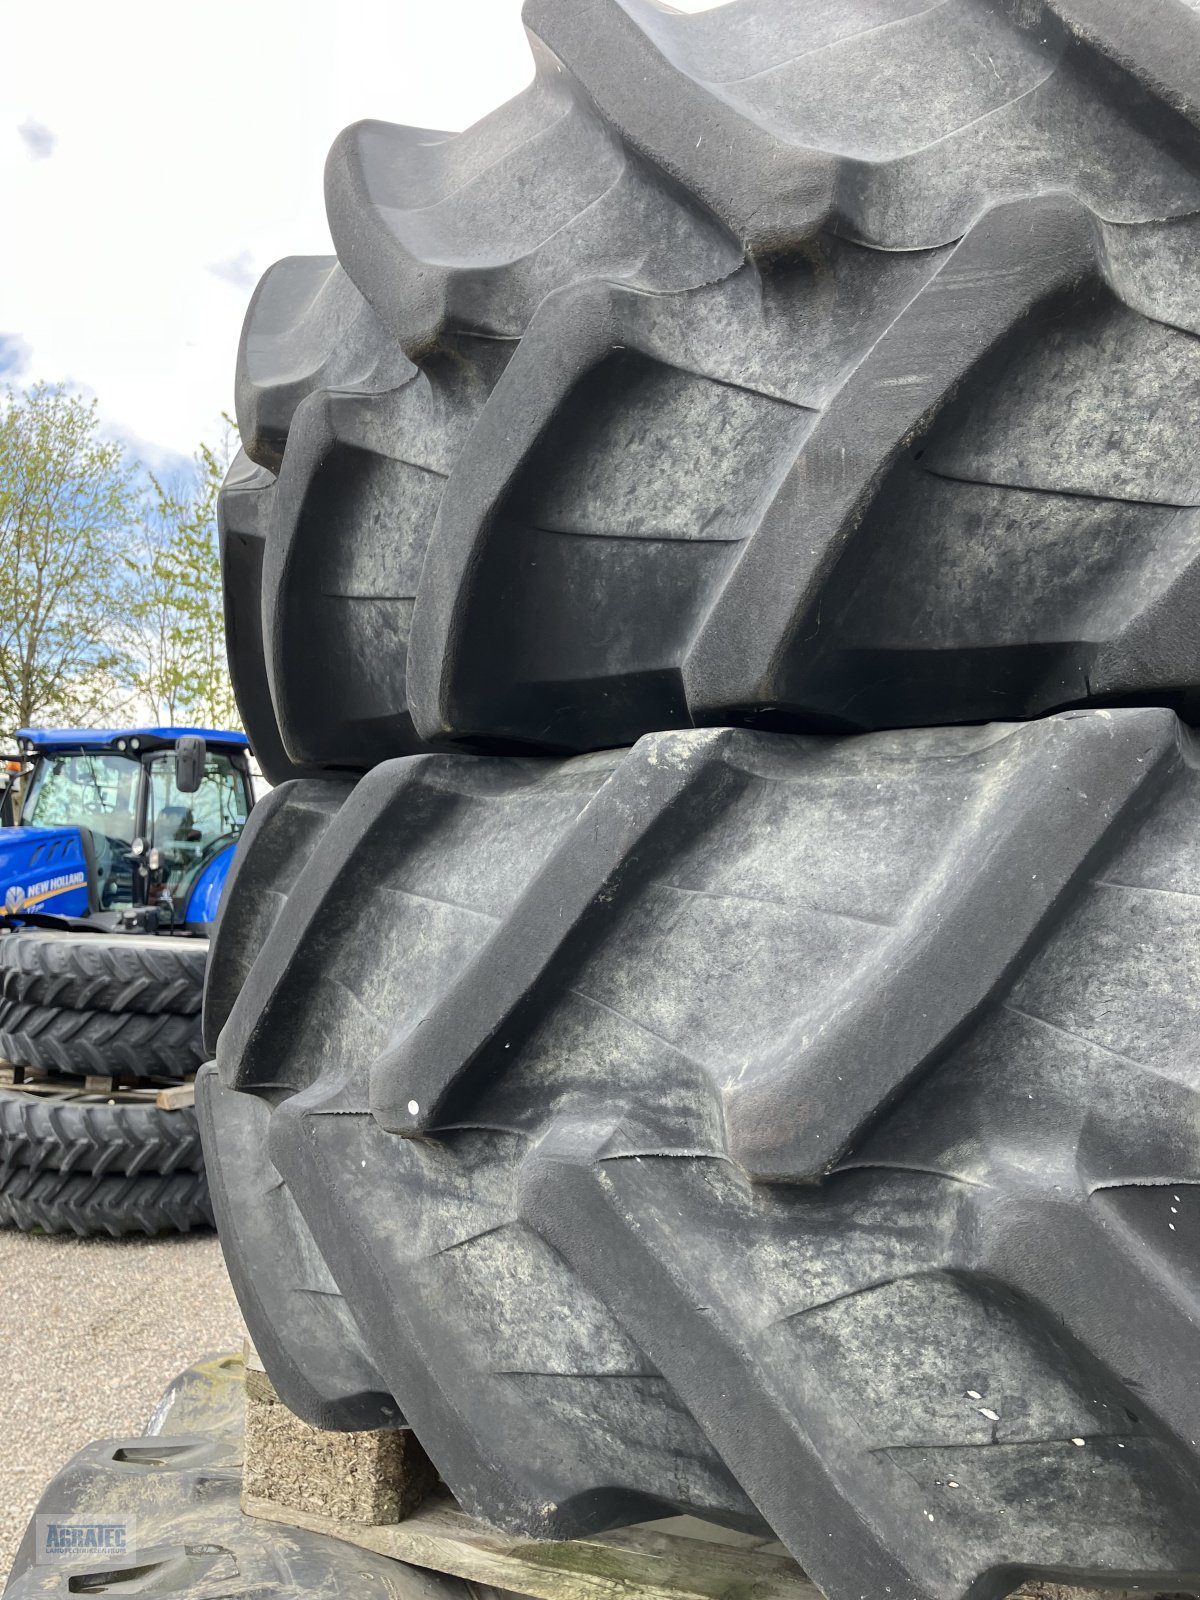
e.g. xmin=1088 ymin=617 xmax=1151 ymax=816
xmin=202 ymin=778 xmax=356 ymax=1055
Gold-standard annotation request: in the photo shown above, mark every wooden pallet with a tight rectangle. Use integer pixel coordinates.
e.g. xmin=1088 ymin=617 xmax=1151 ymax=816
xmin=0 ymin=1060 xmax=195 ymax=1109
xmin=243 ymin=1492 xmax=818 ymax=1600
xmin=240 ymin=1340 xmax=816 ymax=1600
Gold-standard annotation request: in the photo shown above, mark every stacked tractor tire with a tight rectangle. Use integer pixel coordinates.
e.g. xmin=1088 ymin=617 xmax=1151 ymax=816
xmin=0 ymin=932 xmax=211 ymax=1235
xmin=200 ymin=3 xmax=1200 ymax=1598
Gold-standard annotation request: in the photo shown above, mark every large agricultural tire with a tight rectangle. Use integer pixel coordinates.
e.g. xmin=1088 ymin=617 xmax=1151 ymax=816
xmin=197 ymin=775 xmax=393 ymax=1431
xmin=0 ymin=997 xmax=202 ymax=1079
xmin=3 ymin=1355 xmax=476 ymax=1600
xmin=222 ymin=0 xmax=1200 ymax=779
xmin=0 ymin=1166 xmax=211 ymax=1237
xmin=0 ymin=930 xmax=206 ymax=1015
xmin=0 ymin=1085 xmax=204 ymax=1180
xmin=210 ymin=708 xmax=1200 ymax=1600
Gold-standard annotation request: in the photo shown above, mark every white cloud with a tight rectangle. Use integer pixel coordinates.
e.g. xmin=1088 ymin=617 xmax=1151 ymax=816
xmin=1 ymin=1 xmax=536 ymax=461
xmin=17 ymin=118 xmax=56 ymax=159
xmin=1 ymin=0 xmax=722 ymax=465
xmin=207 ymin=250 xmax=257 ymax=292
xmin=0 ymin=332 xmax=31 ymax=377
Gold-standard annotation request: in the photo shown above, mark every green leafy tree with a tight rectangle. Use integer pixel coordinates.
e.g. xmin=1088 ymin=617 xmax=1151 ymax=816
xmin=125 ymin=418 xmax=240 ymax=729
xmin=0 ymin=383 xmax=137 ymax=732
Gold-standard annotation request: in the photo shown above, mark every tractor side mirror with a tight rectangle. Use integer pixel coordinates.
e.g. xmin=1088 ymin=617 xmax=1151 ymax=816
xmin=174 ymin=735 xmax=206 ymax=795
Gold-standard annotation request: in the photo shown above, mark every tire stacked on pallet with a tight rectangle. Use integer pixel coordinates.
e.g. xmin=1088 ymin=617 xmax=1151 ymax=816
xmin=200 ymin=4 xmax=1200 ymax=1599
xmin=0 ymin=932 xmax=211 ymax=1235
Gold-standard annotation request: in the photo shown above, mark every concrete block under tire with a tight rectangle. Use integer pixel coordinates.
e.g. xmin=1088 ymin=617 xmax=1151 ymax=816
xmin=208 ymin=708 xmax=1200 ymax=1600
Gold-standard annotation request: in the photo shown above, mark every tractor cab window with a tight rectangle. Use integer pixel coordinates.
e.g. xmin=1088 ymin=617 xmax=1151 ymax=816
xmin=146 ymin=751 xmax=249 ymax=915
xmin=21 ymin=750 xmax=141 ymax=908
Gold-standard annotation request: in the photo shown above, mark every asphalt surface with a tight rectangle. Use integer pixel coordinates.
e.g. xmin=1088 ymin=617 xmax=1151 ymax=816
xmin=0 ymin=1228 xmax=243 ymax=1583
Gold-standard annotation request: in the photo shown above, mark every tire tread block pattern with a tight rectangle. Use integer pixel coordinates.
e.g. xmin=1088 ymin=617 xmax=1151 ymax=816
xmin=0 ymin=1167 xmax=211 ymax=1237
xmin=223 ymin=0 xmax=1200 ymax=773
xmin=0 ymin=998 xmax=201 ymax=1079
xmin=211 ymin=707 xmax=1200 ymax=1600
xmin=0 ymin=1088 xmax=204 ymax=1179
xmin=197 ymin=1064 xmax=399 ymax=1432
xmin=0 ymin=931 xmax=206 ymax=1015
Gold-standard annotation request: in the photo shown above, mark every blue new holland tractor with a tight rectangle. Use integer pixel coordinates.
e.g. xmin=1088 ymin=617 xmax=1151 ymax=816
xmin=0 ymin=725 xmax=253 ymax=931
xmin=0 ymin=726 xmax=255 ymax=1237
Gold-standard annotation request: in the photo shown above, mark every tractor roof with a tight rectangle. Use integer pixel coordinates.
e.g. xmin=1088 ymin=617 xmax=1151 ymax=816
xmin=16 ymin=726 xmax=249 ymax=753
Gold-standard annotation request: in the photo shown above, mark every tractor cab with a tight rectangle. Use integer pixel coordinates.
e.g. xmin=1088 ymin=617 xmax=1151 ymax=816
xmin=0 ymin=726 xmax=253 ymax=933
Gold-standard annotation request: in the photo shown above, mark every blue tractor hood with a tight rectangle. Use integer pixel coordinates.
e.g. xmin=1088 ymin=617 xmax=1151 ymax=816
xmin=0 ymin=825 xmax=92 ymax=920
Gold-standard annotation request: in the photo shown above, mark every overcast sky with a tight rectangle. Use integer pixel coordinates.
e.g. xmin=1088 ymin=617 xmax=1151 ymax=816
xmin=1 ymin=1 xmax=558 ymax=471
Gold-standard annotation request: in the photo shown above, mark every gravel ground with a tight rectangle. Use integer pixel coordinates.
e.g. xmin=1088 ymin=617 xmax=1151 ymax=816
xmin=0 ymin=1228 xmax=244 ymax=1584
